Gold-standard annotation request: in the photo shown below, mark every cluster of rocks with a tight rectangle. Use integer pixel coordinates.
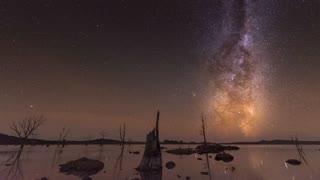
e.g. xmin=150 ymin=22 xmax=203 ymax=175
xmin=195 ymin=144 xmax=239 ymax=154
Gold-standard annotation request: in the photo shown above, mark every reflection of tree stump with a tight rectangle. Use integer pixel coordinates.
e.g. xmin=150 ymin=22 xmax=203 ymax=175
xmin=139 ymin=170 xmax=162 ymax=180
xmin=137 ymin=111 xmax=162 ymax=173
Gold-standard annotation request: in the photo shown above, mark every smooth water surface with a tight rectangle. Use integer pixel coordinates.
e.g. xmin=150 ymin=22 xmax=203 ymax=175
xmin=0 ymin=145 xmax=320 ymax=180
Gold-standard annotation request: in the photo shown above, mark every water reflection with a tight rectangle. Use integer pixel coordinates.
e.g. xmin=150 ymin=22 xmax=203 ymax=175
xmin=139 ymin=170 xmax=162 ymax=180
xmin=0 ymin=145 xmax=319 ymax=179
xmin=1 ymin=146 xmax=24 ymax=180
xmin=113 ymin=144 xmax=125 ymax=176
xmin=51 ymin=144 xmax=65 ymax=168
xmin=98 ymin=144 xmax=104 ymax=160
xmin=204 ymin=153 xmax=212 ymax=180
xmin=113 ymin=123 xmax=126 ymax=178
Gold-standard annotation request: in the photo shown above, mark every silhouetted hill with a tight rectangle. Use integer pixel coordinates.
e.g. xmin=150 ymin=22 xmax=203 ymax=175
xmin=0 ymin=133 xmax=22 ymax=144
xmin=0 ymin=133 xmax=123 ymax=145
xmin=0 ymin=133 xmax=58 ymax=145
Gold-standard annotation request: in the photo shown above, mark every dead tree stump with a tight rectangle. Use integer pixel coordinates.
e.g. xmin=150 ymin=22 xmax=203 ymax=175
xmin=137 ymin=110 xmax=162 ymax=172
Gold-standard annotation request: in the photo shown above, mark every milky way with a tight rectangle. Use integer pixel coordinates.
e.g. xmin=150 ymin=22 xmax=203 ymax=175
xmin=207 ymin=0 xmax=264 ymax=136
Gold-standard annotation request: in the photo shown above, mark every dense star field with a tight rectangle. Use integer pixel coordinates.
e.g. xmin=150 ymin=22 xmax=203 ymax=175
xmin=206 ymin=0 xmax=264 ymax=136
xmin=0 ymin=0 xmax=319 ymax=142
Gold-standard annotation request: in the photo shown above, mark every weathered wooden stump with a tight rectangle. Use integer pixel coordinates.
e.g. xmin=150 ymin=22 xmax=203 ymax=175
xmin=136 ymin=110 xmax=162 ymax=179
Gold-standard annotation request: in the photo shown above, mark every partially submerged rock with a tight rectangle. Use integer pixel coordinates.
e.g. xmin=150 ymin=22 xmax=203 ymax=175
xmin=165 ymin=161 xmax=176 ymax=169
xmin=215 ymin=153 xmax=234 ymax=162
xmin=130 ymin=151 xmax=140 ymax=155
xmin=223 ymin=145 xmax=240 ymax=151
xmin=200 ymin=171 xmax=209 ymax=175
xmin=160 ymin=146 xmax=167 ymax=150
xmin=59 ymin=157 xmax=104 ymax=178
xmin=196 ymin=144 xmax=239 ymax=154
xmin=285 ymin=159 xmax=301 ymax=166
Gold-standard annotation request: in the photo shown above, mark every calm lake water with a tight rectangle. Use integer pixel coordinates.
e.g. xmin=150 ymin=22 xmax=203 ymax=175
xmin=0 ymin=144 xmax=319 ymax=180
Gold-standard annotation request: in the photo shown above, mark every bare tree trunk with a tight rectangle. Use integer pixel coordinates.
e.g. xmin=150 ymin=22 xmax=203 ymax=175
xmin=137 ymin=110 xmax=162 ymax=173
xmin=200 ymin=113 xmax=207 ymax=146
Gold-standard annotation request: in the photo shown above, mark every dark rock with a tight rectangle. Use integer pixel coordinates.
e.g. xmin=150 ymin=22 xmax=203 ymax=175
xmin=223 ymin=145 xmax=240 ymax=151
xmin=165 ymin=161 xmax=176 ymax=169
xmin=215 ymin=153 xmax=234 ymax=162
xmin=196 ymin=144 xmax=239 ymax=154
xmin=132 ymin=151 xmax=140 ymax=154
xmin=59 ymin=157 xmax=104 ymax=177
xmin=177 ymin=174 xmax=181 ymax=178
xmin=197 ymin=158 xmax=202 ymax=160
xmin=200 ymin=172 xmax=209 ymax=175
xmin=286 ymin=159 xmax=301 ymax=165
xmin=186 ymin=176 xmax=191 ymax=180
xmin=41 ymin=177 xmax=49 ymax=180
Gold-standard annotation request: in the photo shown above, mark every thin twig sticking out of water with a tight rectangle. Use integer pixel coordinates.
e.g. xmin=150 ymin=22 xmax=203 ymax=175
xmin=114 ymin=123 xmax=126 ymax=177
xmin=1 ymin=147 xmax=24 ymax=180
xmin=291 ymin=136 xmax=309 ymax=166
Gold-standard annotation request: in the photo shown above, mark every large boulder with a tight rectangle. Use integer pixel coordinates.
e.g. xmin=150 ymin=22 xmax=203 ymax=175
xmin=215 ymin=153 xmax=234 ymax=162
xmin=59 ymin=157 xmax=104 ymax=178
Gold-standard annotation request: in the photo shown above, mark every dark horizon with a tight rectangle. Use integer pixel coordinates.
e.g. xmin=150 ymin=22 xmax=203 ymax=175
xmin=3 ymin=131 xmax=320 ymax=146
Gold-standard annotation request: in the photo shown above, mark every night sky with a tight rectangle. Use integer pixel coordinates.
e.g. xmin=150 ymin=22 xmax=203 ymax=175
xmin=1 ymin=0 xmax=320 ymax=142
